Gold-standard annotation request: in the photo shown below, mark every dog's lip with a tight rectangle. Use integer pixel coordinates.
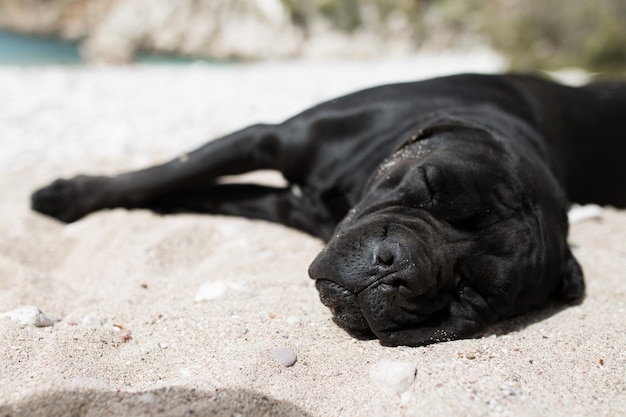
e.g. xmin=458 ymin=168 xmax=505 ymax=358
xmin=309 ymin=251 xmax=395 ymax=294
xmin=314 ymin=279 xmax=355 ymax=310
xmin=311 ymin=269 xmax=402 ymax=296
xmin=357 ymin=282 xmax=430 ymax=318
xmin=314 ymin=279 xmax=373 ymax=335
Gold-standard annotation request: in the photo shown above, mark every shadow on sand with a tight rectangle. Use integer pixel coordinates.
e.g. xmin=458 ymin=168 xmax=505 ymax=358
xmin=483 ymin=296 xmax=585 ymax=338
xmin=0 ymin=386 xmax=314 ymax=417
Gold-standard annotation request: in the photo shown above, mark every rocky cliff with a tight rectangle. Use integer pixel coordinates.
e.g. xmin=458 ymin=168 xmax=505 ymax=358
xmin=0 ymin=0 xmax=420 ymax=63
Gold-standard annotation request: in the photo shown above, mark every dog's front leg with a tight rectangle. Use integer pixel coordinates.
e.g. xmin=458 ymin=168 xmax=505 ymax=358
xmin=31 ymin=124 xmax=286 ymax=222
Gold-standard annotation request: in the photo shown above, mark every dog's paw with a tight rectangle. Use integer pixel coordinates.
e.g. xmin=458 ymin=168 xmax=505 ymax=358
xmin=31 ymin=176 xmax=111 ymax=223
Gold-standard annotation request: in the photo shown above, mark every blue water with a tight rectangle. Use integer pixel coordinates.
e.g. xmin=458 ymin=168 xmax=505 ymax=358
xmin=0 ymin=30 xmax=205 ymax=65
xmin=0 ymin=30 xmax=82 ymax=65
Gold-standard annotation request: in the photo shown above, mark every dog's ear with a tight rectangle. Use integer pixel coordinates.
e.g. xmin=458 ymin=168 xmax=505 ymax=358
xmin=554 ymin=248 xmax=585 ymax=302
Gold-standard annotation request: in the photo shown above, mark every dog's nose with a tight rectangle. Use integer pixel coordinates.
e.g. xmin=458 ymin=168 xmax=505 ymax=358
xmin=371 ymin=239 xmax=429 ymax=296
xmin=373 ymin=240 xmax=403 ymax=268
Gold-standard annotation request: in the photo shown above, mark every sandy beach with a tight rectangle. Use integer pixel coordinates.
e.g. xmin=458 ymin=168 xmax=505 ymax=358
xmin=1 ymin=54 xmax=625 ymax=416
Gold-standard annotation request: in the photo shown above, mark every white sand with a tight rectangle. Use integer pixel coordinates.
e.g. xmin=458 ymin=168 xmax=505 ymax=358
xmin=1 ymin=54 xmax=625 ymax=416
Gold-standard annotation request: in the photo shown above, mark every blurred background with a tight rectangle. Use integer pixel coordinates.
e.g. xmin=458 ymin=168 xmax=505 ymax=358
xmin=0 ymin=0 xmax=624 ymax=75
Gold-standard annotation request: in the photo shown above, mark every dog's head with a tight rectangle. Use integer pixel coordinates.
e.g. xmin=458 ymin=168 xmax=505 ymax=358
xmin=308 ymin=124 xmax=582 ymax=345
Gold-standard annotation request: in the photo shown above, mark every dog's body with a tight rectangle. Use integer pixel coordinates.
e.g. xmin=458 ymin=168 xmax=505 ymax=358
xmin=32 ymin=74 xmax=626 ymax=346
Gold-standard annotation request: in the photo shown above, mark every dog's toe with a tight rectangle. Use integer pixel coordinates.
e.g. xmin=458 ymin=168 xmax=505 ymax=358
xmin=31 ymin=176 xmax=110 ymax=223
xmin=32 ymin=179 xmax=79 ymax=222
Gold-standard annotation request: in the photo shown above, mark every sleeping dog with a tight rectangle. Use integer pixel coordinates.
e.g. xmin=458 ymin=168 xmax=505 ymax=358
xmin=31 ymin=74 xmax=626 ymax=346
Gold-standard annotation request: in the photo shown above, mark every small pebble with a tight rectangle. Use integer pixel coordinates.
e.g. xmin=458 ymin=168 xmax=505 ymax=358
xmin=0 ymin=306 xmax=56 ymax=327
xmin=82 ymin=314 xmax=102 ymax=328
xmin=120 ymin=330 xmax=133 ymax=343
xmin=568 ymin=204 xmax=604 ymax=224
xmin=272 ymin=347 xmax=297 ymax=367
xmin=194 ymin=282 xmax=228 ymax=301
xmin=369 ymin=359 xmax=417 ymax=395
xmin=194 ymin=281 xmax=246 ymax=302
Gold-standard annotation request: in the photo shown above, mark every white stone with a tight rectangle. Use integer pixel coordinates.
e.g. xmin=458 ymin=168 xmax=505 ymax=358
xmin=194 ymin=281 xmax=246 ymax=302
xmin=272 ymin=347 xmax=297 ymax=367
xmin=369 ymin=359 xmax=417 ymax=395
xmin=568 ymin=204 xmax=604 ymax=224
xmin=0 ymin=306 xmax=56 ymax=327
xmin=81 ymin=314 xmax=102 ymax=328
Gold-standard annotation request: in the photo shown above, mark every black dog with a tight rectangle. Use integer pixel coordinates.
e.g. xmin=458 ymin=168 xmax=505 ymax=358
xmin=32 ymin=74 xmax=626 ymax=346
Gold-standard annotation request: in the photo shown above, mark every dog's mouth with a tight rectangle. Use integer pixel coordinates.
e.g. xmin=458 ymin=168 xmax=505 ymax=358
xmin=313 ymin=267 xmax=453 ymax=340
xmin=315 ymin=279 xmax=374 ymax=338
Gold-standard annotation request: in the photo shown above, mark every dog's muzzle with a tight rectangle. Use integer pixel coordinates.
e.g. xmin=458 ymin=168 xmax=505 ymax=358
xmin=309 ymin=222 xmax=452 ymax=339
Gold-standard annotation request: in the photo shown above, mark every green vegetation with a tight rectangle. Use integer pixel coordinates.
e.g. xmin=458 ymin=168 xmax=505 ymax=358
xmin=482 ymin=0 xmax=626 ymax=73
xmin=280 ymin=0 xmax=626 ymax=73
